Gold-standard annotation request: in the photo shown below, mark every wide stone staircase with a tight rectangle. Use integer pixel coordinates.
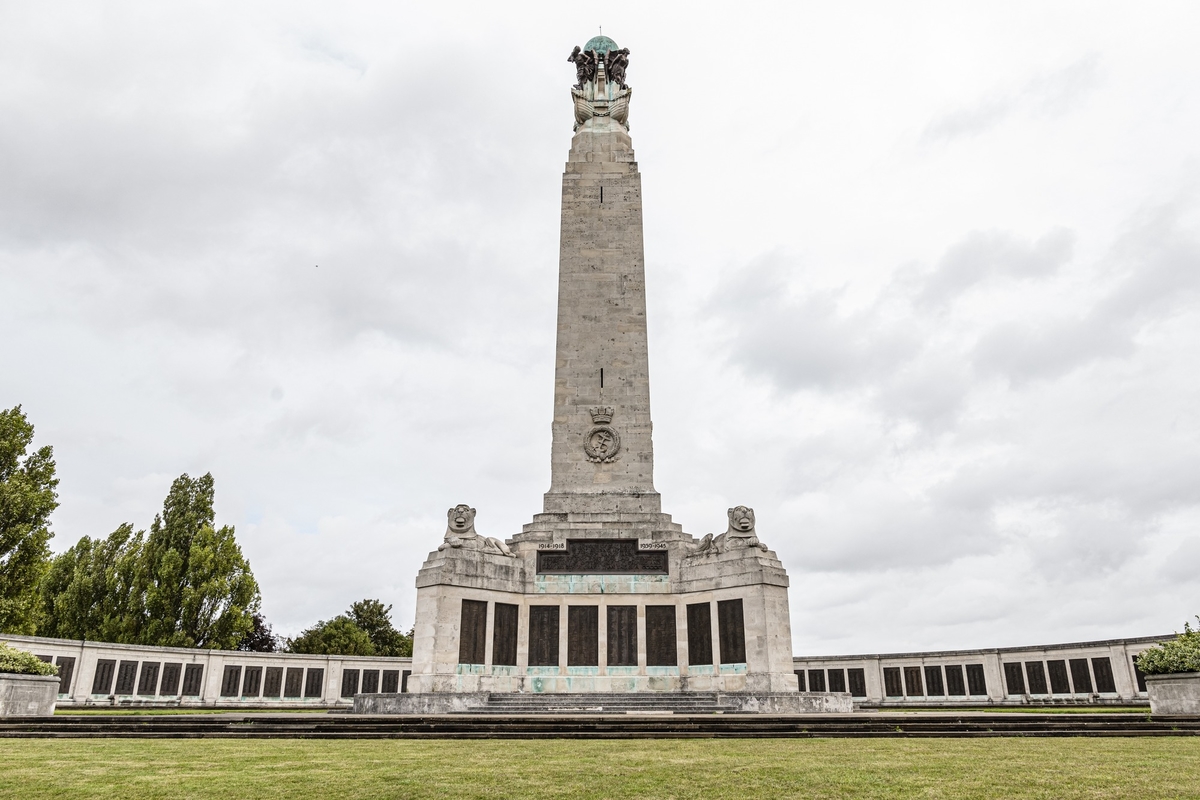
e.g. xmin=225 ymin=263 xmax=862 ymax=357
xmin=469 ymin=692 xmax=733 ymax=714
xmin=3 ymin=711 xmax=1199 ymax=739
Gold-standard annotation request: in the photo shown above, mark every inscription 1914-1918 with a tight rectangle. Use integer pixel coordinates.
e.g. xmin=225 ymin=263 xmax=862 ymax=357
xmin=536 ymin=539 xmax=668 ymax=575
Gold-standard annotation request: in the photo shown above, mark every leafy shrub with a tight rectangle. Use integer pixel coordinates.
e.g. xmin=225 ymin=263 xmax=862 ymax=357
xmin=1136 ymin=617 xmax=1200 ymax=675
xmin=0 ymin=641 xmax=58 ymax=676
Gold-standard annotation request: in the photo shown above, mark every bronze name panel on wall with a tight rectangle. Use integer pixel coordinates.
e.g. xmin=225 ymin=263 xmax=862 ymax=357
xmin=536 ymin=539 xmax=668 ymax=574
xmin=607 ymin=605 xmax=638 ymax=667
xmin=568 ymin=605 xmax=599 ymax=666
xmin=492 ymin=602 xmax=519 ymax=667
xmin=646 ymin=605 xmax=677 ymax=667
xmin=458 ymin=599 xmax=488 ymax=665
xmin=686 ymin=602 xmax=713 ymax=666
xmin=529 ymin=605 xmax=560 ymax=667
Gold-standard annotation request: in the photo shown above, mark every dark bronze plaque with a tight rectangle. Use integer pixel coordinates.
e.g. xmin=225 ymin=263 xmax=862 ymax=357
xmin=924 ymin=665 xmax=944 ymax=696
xmin=903 ymin=666 xmax=924 ymax=696
xmin=1025 ymin=661 xmax=1048 ymax=694
xmin=220 ymin=665 xmax=242 ymax=697
xmin=1132 ymin=655 xmax=1147 ymax=692
xmin=340 ymin=669 xmax=360 ymax=698
xmin=1003 ymin=662 xmax=1026 ymax=695
xmin=137 ymin=662 xmax=160 ymax=696
xmin=794 ymin=670 xmax=806 ymax=691
xmin=883 ymin=667 xmax=903 ymax=697
xmin=1069 ymin=658 xmax=1093 ymax=693
xmin=529 ymin=605 xmax=560 ymax=667
xmin=1047 ymin=659 xmax=1070 ymax=693
xmin=242 ymin=666 xmax=262 ymax=697
xmin=645 ymin=605 xmax=677 ymax=667
xmin=263 ymin=667 xmax=283 ymax=697
xmin=114 ymin=660 xmax=138 ymax=695
xmin=606 ymin=605 xmax=638 ymax=667
xmin=965 ymin=663 xmax=987 ymax=695
xmin=381 ymin=669 xmax=399 ymax=693
xmin=848 ymin=668 xmax=867 ymax=698
xmin=492 ymin=602 xmax=519 ymax=667
xmin=686 ymin=602 xmax=712 ymax=666
xmin=458 ymin=599 xmax=488 ymax=664
xmin=91 ymin=659 xmax=116 ymax=694
xmin=537 ymin=540 xmax=667 ymax=575
xmin=717 ymin=599 xmax=746 ymax=664
xmin=304 ymin=668 xmax=324 ymax=698
xmin=828 ymin=668 xmax=846 ymax=693
xmin=808 ymin=669 xmax=826 ymax=692
xmin=1092 ymin=657 xmax=1117 ymax=692
xmin=160 ymin=663 xmax=182 ymax=696
xmin=182 ymin=664 xmax=204 ymax=696
xmin=361 ymin=669 xmax=379 ymax=694
xmin=568 ymin=605 xmax=598 ymax=666
xmin=284 ymin=667 xmax=304 ymax=698
xmin=401 ymin=669 xmax=411 ymax=692
xmin=945 ymin=664 xmax=966 ymax=696
xmin=54 ymin=656 xmax=76 ymax=695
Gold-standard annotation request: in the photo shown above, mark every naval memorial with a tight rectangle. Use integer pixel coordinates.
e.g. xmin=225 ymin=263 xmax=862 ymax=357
xmin=361 ymin=36 xmax=831 ymax=713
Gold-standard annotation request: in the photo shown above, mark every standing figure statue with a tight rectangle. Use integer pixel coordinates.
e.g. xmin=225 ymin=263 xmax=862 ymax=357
xmin=568 ymin=45 xmax=597 ymax=89
xmin=606 ymin=48 xmax=630 ymax=90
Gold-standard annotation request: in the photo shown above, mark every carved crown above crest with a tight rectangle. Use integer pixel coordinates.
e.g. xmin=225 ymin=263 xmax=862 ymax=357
xmin=589 ymin=406 xmax=614 ymax=425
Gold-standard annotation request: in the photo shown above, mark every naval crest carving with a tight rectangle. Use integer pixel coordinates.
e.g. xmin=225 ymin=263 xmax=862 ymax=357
xmin=584 ymin=406 xmax=621 ymax=463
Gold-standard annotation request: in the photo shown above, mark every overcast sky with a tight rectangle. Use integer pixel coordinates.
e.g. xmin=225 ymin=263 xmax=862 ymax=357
xmin=3 ymin=1 xmax=1198 ymax=654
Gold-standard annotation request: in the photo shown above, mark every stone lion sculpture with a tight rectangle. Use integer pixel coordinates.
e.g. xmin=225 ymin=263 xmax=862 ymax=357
xmin=687 ymin=506 xmax=768 ymax=556
xmin=438 ymin=504 xmax=515 ymax=557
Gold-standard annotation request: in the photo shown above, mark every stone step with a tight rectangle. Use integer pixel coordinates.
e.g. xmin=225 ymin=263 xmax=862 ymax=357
xmin=3 ymin=713 xmax=1199 ymax=739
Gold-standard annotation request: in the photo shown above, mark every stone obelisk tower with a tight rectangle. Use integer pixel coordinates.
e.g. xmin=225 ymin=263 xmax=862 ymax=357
xmin=543 ymin=42 xmax=657 ymax=516
xmin=401 ymin=37 xmax=809 ymax=707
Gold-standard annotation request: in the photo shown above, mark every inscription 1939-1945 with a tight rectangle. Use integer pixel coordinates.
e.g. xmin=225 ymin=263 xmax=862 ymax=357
xmin=537 ymin=539 xmax=668 ymax=575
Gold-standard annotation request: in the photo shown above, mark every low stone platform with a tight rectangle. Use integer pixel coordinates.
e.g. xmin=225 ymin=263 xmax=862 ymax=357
xmin=353 ymin=692 xmax=851 ymax=715
xmin=3 ymin=712 xmax=1198 ymax=739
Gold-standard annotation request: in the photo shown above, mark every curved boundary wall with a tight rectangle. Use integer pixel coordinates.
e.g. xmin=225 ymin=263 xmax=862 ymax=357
xmin=793 ymin=634 xmax=1168 ymax=707
xmin=2 ymin=634 xmax=412 ymax=710
xmin=2 ymin=632 xmax=1170 ymax=709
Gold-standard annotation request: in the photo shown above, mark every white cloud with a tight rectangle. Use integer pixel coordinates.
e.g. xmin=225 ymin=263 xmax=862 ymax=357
xmin=3 ymin=1 xmax=1199 ymax=651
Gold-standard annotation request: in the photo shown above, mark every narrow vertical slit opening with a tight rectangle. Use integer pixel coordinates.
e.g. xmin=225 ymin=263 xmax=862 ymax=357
xmin=600 ymin=186 xmax=604 ymax=204
xmin=600 ymin=368 xmax=604 ymax=388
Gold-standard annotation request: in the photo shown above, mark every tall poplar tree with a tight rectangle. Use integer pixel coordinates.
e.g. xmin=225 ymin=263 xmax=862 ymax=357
xmin=0 ymin=406 xmax=58 ymax=634
xmin=39 ymin=472 xmax=261 ymax=649
xmin=38 ymin=523 xmax=145 ymax=642
xmin=137 ymin=473 xmax=261 ymax=649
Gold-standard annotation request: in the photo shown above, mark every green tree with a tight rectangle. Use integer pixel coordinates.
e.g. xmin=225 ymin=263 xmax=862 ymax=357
xmin=286 ymin=616 xmax=376 ymax=656
xmin=0 ymin=406 xmax=59 ymax=635
xmin=38 ymin=523 xmax=145 ymax=642
xmin=37 ymin=472 xmax=260 ymax=650
xmin=136 ymin=473 xmax=261 ymax=649
xmin=348 ymin=598 xmax=413 ymax=657
xmin=237 ymin=612 xmax=279 ymax=652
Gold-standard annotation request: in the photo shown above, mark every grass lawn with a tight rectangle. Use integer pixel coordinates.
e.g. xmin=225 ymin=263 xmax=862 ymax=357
xmin=52 ymin=708 xmax=332 ymax=715
xmin=2 ymin=738 xmax=1198 ymax=799
xmin=881 ymin=706 xmax=1151 ymax=714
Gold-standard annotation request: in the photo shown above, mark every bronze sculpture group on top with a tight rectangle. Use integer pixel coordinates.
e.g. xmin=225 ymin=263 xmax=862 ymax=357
xmin=568 ymin=44 xmax=630 ymax=90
